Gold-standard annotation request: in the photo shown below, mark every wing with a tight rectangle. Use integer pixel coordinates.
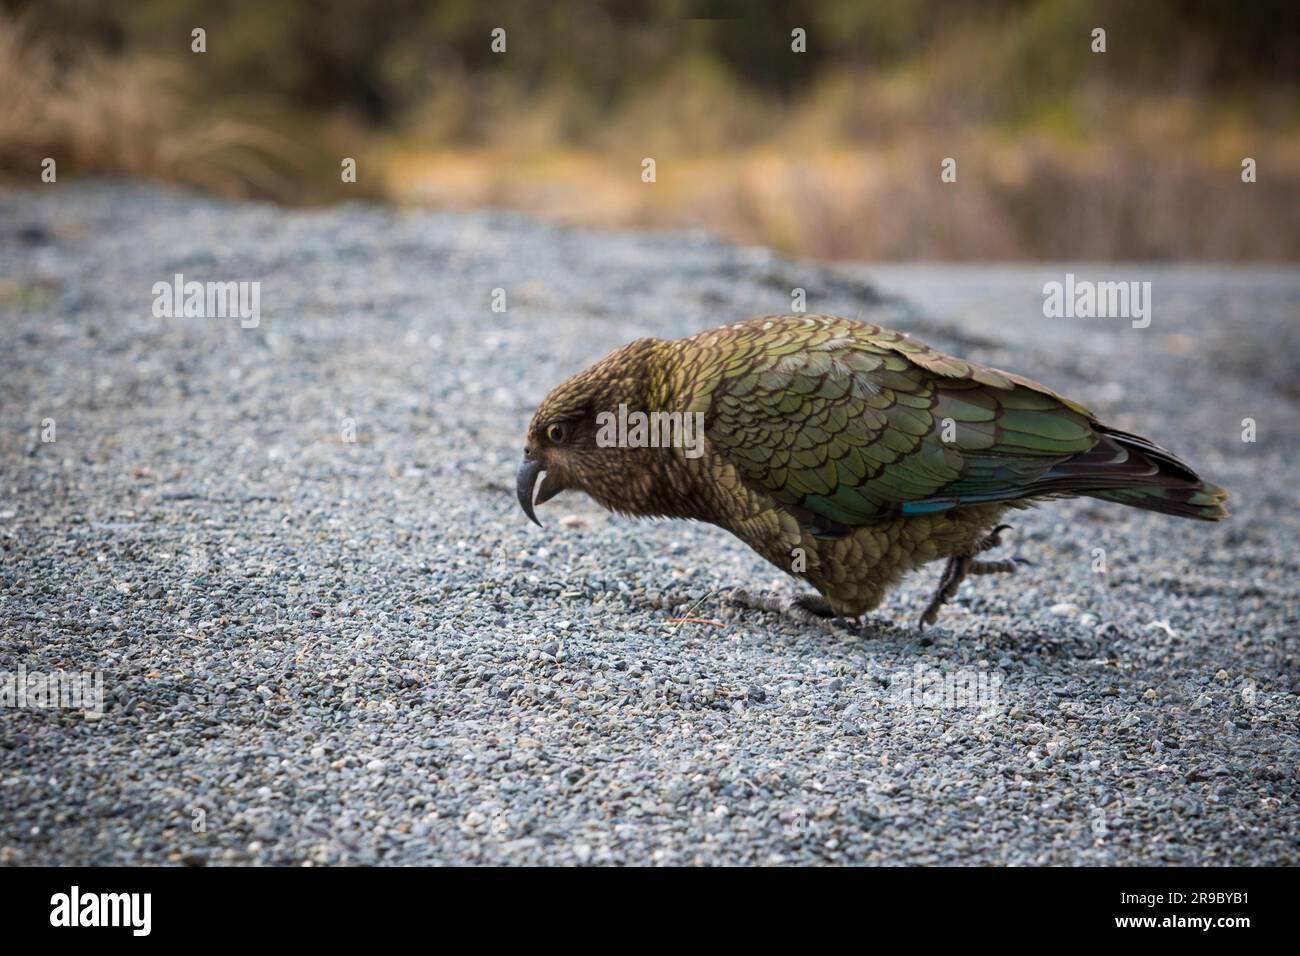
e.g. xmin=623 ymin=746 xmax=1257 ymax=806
xmin=703 ymin=315 xmax=1106 ymax=531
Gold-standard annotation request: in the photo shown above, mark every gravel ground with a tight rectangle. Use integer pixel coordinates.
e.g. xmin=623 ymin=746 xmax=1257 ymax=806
xmin=1 ymin=181 xmax=1296 ymax=866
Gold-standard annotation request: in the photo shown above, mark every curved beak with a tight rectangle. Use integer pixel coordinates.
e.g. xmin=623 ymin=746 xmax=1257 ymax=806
xmin=516 ymin=458 xmax=563 ymax=527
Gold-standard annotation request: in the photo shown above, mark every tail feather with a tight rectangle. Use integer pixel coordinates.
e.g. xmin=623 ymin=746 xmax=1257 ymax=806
xmin=1077 ymin=427 xmax=1228 ymax=521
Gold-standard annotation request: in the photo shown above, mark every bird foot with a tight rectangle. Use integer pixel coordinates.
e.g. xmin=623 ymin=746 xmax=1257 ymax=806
xmin=969 ymin=557 xmax=1030 ymax=575
xmin=918 ymin=555 xmax=971 ymax=629
xmin=729 ymin=588 xmax=840 ymax=626
xmin=918 ymin=526 xmax=1028 ymax=629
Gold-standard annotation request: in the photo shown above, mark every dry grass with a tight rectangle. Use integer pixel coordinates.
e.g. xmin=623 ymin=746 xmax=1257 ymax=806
xmin=383 ymin=123 xmax=1300 ymax=261
xmin=378 ymin=19 xmax=1300 ymax=261
xmin=0 ymin=14 xmax=348 ymax=202
xmin=4 ymin=11 xmax=1296 ymax=260
xmin=381 ymin=27 xmax=1300 ymax=261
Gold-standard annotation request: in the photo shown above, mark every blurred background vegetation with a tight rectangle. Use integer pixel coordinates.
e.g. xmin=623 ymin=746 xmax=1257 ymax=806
xmin=2 ymin=0 xmax=1297 ymax=259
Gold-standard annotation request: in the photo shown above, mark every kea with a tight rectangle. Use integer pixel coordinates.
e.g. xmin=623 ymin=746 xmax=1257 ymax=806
xmin=516 ymin=314 xmax=1227 ymax=627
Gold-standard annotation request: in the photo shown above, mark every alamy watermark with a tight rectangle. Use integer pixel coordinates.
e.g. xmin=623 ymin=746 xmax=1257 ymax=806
xmin=152 ymin=273 xmax=260 ymax=328
xmin=1043 ymin=272 xmax=1151 ymax=328
xmin=595 ymin=404 xmax=705 ymax=459
xmin=50 ymin=886 xmax=150 ymax=936
xmin=889 ymin=663 xmax=1003 ymax=714
xmin=1 ymin=664 xmax=104 ymax=714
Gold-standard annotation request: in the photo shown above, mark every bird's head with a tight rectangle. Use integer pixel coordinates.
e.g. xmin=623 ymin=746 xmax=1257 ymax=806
xmin=516 ymin=337 xmax=672 ymax=524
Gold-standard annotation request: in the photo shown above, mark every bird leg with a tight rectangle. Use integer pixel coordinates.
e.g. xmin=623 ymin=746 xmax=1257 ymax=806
xmin=918 ymin=555 xmax=971 ymax=628
xmin=792 ymin=594 xmax=837 ymax=619
xmin=730 ymin=588 xmax=837 ymax=624
xmin=918 ymin=525 xmax=1026 ymax=628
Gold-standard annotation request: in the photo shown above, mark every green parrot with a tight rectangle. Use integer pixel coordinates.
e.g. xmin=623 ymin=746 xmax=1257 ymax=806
xmin=516 ymin=314 xmax=1227 ymax=626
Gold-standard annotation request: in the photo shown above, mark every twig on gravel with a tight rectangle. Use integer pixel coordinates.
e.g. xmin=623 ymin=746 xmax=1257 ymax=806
xmin=664 ymin=590 xmax=723 ymax=632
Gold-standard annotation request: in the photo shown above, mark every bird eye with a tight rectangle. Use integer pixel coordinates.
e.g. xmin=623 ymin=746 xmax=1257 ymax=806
xmin=546 ymin=423 xmax=567 ymax=443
